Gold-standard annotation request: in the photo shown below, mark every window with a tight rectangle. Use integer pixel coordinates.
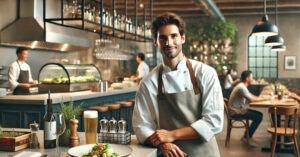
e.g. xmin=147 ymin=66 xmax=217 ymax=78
xmin=248 ymin=35 xmax=277 ymax=78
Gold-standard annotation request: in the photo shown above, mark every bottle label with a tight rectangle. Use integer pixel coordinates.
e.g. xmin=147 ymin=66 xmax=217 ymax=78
xmin=44 ymin=121 xmax=56 ymax=140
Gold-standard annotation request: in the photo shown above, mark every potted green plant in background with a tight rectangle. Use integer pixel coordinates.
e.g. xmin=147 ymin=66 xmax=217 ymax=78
xmin=59 ymin=98 xmax=82 ymax=146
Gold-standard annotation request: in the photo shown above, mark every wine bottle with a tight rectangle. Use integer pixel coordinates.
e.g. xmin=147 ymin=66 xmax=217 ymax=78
xmin=44 ymin=90 xmax=56 ymax=148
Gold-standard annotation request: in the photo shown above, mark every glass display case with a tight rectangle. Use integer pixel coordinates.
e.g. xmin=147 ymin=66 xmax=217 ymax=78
xmin=38 ymin=63 xmax=101 ymax=93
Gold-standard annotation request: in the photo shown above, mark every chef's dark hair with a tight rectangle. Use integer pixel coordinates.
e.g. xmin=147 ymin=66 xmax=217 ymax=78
xmin=241 ymin=70 xmax=252 ymax=82
xmin=151 ymin=12 xmax=185 ymax=40
xmin=137 ymin=53 xmax=145 ymax=61
xmin=16 ymin=47 xmax=27 ymax=55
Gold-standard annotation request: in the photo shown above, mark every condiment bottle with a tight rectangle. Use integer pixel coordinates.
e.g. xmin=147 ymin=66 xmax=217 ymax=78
xmin=69 ymin=116 xmax=79 ymax=147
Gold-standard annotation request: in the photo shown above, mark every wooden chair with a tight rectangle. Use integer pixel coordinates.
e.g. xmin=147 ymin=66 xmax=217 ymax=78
xmin=224 ymin=98 xmax=251 ymax=147
xmin=268 ymin=106 xmax=299 ymax=157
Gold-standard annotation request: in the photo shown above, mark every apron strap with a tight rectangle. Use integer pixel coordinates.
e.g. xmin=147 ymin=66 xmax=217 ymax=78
xmin=185 ymin=58 xmax=200 ymax=95
xmin=158 ymin=64 xmax=163 ymax=98
xmin=16 ymin=60 xmax=21 ymax=70
xmin=157 ymin=58 xmax=200 ymax=97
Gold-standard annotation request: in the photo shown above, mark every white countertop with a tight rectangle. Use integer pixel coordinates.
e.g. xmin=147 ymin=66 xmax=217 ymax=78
xmin=0 ymin=129 xmax=157 ymax=157
xmin=0 ymin=88 xmax=137 ymax=105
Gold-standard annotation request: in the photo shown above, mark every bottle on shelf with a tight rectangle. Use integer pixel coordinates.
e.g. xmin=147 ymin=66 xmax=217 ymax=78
xmin=103 ymin=9 xmax=107 ymax=26
xmin=44 ymin=90 xmax=56 ymax=148
xmin=76 ymin=4 xmax=82 ymax=18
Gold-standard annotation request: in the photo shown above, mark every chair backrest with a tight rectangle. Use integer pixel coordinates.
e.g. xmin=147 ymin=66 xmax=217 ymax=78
xmin=224 ymin=98 xmax=230 ymax=120
xmin=268 ymin=106 xmax=298 ymax=135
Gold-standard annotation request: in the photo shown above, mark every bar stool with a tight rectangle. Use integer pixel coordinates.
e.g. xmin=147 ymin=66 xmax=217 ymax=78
xmin=128 ymin=99 xmax=136 ymax=133
xmin=88 ymin=106 xmax=109 ymax=133
xmin=102 ymin=103 xmax=121 ymax=121
xmin=116 ymin=101 xmax=133 ymax=133
xmin=78 ymin=109 xmax=86 ymax=132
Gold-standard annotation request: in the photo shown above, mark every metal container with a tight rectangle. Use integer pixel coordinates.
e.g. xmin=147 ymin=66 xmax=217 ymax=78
xmin=109 ymin=118 xmax=117 ymax=133
xmin=100 ymin=117 xmax=108 ymax=133
xmin=118 ymin=119 xmax=127 ymax=133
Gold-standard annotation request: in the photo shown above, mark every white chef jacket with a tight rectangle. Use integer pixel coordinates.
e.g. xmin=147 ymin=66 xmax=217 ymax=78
xmin=224 ymin=74 xmax=233 ymax=89
xmin=8 ymin=60 xmax=33 ymax=91
xmin=132 ymin=57 xmax=224 ymax=144
xmin=137 ymin=61 xmax=149 ymax=79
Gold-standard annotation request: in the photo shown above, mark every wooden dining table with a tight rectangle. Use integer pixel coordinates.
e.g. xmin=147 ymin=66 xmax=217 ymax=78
xmin=249 ymin=85 xmax=299 ymax=153
xmin=250 ymin=97 xmax=299 ymax=108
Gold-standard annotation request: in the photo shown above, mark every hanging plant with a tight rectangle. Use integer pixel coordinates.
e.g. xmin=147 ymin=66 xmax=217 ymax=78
xmin=183 ymin=19 xmax=238 ymax=73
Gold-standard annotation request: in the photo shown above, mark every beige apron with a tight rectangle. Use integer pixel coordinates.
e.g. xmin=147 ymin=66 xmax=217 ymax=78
xmin=157 ymin=58 xmax=220 ymax=157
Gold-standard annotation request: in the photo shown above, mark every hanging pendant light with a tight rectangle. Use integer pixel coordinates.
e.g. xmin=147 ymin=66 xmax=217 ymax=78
xmin=251 ymin=0 xmax=278 ymax=36
xmin=265 ymin=0 xmax=284 ymax=46
xmin=265 ymin=35 xmax=284 ymax=46
xmin=271 ymin=45 xmax=286 ymax=51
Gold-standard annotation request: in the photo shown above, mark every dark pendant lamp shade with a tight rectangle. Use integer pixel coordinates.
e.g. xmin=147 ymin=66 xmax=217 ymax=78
xmin=271 ymin=44 xmax=286 ymax=51
xmin=265 ymin=35 xmax=284 ymax=46
xmin=251 ymin=15 xmax=278 ymax=36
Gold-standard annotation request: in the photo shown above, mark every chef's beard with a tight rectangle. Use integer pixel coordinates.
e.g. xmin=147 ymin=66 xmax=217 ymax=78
xmin=161 ymin=46 xmax=182 ymax=59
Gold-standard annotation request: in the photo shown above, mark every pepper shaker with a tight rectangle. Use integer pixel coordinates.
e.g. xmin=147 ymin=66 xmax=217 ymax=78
xmin=109 ymin=118 xmax=117 ymax=133
xmin=100 ymin=117 xmax=108 ymax=133
xmin=29 ymin=121 xmax=40 ymax=149
xmin=69 ymin=115 xmax=79 ymax=147
xmin=118 ymin=119 xmax=126 ymax=133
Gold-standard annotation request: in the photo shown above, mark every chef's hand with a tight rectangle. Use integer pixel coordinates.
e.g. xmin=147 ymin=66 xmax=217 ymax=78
xmin=30 ymin=80 xmax=38 ymax=84
xmin=19 ymin=83 xmax=31 ymax=89
xmin=159 ymin=143 xmax=187 ymax=157
xmin=147 ymin=129 xmax=175 ymax=147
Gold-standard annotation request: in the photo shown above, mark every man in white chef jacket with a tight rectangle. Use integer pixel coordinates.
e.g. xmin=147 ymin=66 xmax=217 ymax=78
xmin=131 ymin=53 xmax=150 ymax=84
xmin=8 ymin=47 xmax=37 ymax=95
xmin=132 ymin=13 xmax=224 ymax=157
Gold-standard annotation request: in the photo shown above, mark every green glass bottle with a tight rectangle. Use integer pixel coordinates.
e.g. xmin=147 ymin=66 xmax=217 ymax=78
xmin=44 ymin=91 xmax=56 ymax=148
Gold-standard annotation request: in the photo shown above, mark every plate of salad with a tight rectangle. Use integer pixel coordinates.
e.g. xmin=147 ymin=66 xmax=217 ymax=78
xmin=68 ymin=143 xmax=132 ymax=157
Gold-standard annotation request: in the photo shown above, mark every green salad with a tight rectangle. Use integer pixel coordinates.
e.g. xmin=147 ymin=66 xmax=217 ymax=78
xmin=82 ymin=143 xmax=118 ymax=157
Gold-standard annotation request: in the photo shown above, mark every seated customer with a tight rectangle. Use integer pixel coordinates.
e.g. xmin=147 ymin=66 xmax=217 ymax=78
xmin=289 ymin=92 xmax=300 ymax=103
xmin=229 ymin=70 xmax=269 ymax=147
xmin=224 ymin=69 xmax=240 ymax=98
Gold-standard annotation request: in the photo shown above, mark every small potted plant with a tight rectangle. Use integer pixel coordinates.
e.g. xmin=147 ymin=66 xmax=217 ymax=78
xmin=59 ymin=98 xmax=83 ymax=146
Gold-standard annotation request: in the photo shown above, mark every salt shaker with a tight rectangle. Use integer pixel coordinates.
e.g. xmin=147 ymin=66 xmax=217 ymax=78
xmin=118 ymin=119 xmax=127 ymax=133
xmin=109 ymin=118 xmax=117 ymax=133
xmin=29 ymin=121 xmax=40 ymax=149
xmin=100 ymin=117 xmax=108 ymax=133
xmin=69 ymin=116 xmax=79 ymax=147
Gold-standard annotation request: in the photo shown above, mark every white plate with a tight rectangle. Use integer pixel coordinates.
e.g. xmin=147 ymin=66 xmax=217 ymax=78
xmin=68 ymin=144 xmax=133 ymax=157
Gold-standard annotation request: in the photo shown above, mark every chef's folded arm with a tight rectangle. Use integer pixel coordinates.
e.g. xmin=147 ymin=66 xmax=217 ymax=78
xmin=191 ymin=67 xmax=224 ymax=142
xmin=132 ymin=83 xmax=157 ymax=144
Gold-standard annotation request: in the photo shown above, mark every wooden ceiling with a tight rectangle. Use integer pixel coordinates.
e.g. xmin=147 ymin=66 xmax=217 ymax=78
xmin=114 ymin=0 xmax=300 ymax=18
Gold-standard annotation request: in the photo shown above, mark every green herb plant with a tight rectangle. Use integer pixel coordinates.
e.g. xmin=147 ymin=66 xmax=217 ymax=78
xmin=59 ymin=98 xmax=83 ymax=145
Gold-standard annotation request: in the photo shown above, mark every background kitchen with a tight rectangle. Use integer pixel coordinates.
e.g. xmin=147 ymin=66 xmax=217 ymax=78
xmin=0 ymin=0 xmax=157 ymax=89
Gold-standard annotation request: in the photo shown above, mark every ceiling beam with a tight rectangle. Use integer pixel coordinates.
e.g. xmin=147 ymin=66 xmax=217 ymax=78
xmin=214 ymin=0 xmax=273 ymax=3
